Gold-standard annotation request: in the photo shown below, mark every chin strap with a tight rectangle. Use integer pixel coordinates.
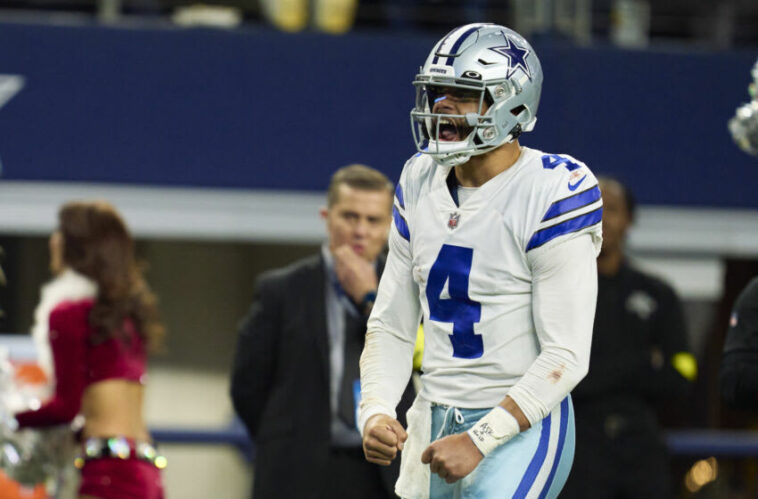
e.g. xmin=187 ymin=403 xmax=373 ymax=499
xmin=507 ymin=123 xmax=523 ymax=142
xmin=436 ymin=151 xmax=473 ymax=167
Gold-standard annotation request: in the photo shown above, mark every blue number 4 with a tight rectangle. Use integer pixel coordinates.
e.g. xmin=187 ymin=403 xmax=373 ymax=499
xmin=426 ymin=244 xmax=483 ymax=359
xmin=542 ymin=153 xmax=581 ymax=171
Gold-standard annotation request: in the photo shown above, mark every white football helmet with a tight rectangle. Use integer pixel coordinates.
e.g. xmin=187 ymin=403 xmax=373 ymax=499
xmin=411 ymin=23 xmax=543 ymax=167
xmin=728 ymin=58 xmax=758 ymax=157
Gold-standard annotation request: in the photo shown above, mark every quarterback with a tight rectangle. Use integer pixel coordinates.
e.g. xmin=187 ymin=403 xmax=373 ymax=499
xmin=359 ymin=23 xmax=603 ymax=498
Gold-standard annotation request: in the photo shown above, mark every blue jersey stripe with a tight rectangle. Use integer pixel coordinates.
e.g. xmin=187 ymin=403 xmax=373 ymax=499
xmin=445 ymin=26 xmax=481 ymax=66
xmin=541 ymin=185 xmax=601 ymax=222
xmin=538 ymin=397 xmax=570 ymax=499
xmin=514 ymin=411 xmax=552 ymax=498
xmin=526 ymin=207 xmax=602 ymax=251
xmin=395 ymin=183 xmax=405 ymax=209
xmin=393 ymin=206 xmax=410 ymax=241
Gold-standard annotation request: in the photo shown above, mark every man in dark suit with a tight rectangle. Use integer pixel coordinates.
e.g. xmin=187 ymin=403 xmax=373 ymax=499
xmin=231 ymin=164 xmax=416 ymax=498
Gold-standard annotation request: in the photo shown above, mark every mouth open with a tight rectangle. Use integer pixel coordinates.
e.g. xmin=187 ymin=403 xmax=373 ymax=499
xmin=436 ymin=117 xmax=471 ymax=142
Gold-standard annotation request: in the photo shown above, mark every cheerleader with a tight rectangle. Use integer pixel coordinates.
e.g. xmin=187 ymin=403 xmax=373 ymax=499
xmin=14 ymin=200 xmax=165 ymax=499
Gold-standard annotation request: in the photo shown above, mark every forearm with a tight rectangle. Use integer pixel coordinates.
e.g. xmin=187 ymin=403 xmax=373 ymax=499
xmin=358 ymin=228 xmax=421 ymax=433
xmin=507 ymin=347 xmax=588 ymax=425
xmin=17 ymin=308 xmax=86 ymax=428
xmin=358 ymin=328 xmax=415 ymax=434
xmin=498 ymin=396 xmax=530 ymax=431
xmin=15 ymin=397 xmax=79 ymax=428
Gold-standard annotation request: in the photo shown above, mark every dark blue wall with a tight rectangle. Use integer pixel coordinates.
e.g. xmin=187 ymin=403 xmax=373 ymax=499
xmin=0 ymin=21 xmax=756 ymax=207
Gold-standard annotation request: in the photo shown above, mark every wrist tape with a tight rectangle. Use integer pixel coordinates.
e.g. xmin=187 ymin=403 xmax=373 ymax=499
xmin=467 ymin=406 xmax=520 ymax=457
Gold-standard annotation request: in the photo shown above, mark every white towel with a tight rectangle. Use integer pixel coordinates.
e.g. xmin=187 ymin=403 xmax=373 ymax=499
xmin=395 ymin=394 xmax=431 ymax=499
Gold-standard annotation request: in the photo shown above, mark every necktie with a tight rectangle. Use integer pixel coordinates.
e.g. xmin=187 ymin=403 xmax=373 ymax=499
xmin=338 ymin=308 xmax=365 ymax=430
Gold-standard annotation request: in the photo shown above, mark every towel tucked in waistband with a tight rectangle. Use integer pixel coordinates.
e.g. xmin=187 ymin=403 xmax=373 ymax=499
xmin=395 ymin=394 xmax=431 ymax=499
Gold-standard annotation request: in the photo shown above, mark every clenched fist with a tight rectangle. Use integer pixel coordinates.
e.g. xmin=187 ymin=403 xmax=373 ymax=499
xmin=362 ymin=414 xmax=408 ymax=466
xmin=421 ymin=432 xmax=483 ymax=484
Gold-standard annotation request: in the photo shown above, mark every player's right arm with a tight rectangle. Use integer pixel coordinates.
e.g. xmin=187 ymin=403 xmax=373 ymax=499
xmin=360 ymin=177 xmax=422 ymax=465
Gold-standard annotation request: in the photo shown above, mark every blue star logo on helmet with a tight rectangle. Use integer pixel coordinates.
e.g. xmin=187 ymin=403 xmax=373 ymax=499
xmin=488 ymin=37 xmax=532 ymax=80
xmin=411 ymin=24 xmax=542 ymax=166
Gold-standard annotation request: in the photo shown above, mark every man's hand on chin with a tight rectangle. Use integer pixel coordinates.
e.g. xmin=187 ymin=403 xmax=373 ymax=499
xmin=333 ymin=245 xmax=377 ymax=304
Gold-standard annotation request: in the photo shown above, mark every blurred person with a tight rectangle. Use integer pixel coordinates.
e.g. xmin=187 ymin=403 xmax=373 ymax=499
xmin=259 ymin=0 xmax=358 ymax=33
xmin=11 ymin=200 xmax=165 ymax=499
xmin=0 ymin=245 xmax=5 ymax=328
xmin=728 ymin=58 xmax=758 ymax=157
xmin=0 ymin=247 xmax=48 ymax=499
xmin=359 ymin=23 xmax=602 ymax=498
xmin=720 ymin=277 xmax=758 ymax=409
xmin=720 ymin=58 xmax=758 ymax=410
xmin=230 ymin=164 xmax=416 ymax=499
xmin=561 ymin=177 xmax=696 ymax=499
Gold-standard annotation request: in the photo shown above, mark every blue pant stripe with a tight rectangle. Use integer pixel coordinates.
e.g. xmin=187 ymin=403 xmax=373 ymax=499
xmin=538 ymin=397 xmax=569 ymax=499
xmin=513 ymin=410 xmax=551 ymax=498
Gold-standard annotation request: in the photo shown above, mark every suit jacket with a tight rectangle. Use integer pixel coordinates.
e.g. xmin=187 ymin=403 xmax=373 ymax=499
xmin=230 ymin=253 xmax=416 ymax=499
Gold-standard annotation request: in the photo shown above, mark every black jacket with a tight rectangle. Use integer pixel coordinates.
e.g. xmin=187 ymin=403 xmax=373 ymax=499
xmin=230 ymin=253 xmax=415 ymax=498
xmin=721 ymin=277 xmax=758 ymax=409
xmin=572 ymin=263 xmax=693 ymax=435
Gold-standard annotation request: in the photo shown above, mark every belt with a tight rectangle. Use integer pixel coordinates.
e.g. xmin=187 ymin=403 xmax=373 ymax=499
xmin=74 ymin=436 xmax=167 ymax=470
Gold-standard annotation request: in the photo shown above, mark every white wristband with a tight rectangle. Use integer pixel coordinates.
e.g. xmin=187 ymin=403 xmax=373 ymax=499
xmin=467 ymin=406 xmax=520 ymax=457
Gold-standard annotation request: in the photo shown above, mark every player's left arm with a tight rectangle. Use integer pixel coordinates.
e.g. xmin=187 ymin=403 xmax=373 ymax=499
xmin=498 ymin=157 xmax=601 ymax=428
xmin=422 ymin=234 xmax=599 ymax=483
xmin=506 ymin=234 xmax=598 ymax=423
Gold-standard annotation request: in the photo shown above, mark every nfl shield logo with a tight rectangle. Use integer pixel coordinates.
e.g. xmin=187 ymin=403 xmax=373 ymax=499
xmin=448 ymin=212 xmax=460 ymax=230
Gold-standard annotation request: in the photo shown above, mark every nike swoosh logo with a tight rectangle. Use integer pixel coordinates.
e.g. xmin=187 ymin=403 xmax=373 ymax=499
xmin=568 ymin=174 xmax=587 ymax=191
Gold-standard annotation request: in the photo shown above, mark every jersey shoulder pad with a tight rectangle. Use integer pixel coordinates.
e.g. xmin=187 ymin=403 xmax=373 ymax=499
xmin=524 ymin=151 xmax=603 ymax=253
xmin=397 ymin=153 xmax=436 ymax=208
xmin=393 ymin=154 xmax=436 ymax=242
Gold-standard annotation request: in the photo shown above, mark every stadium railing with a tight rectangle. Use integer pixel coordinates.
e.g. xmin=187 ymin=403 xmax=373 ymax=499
xmin=150 ymin=422 xmax=758 ymax=461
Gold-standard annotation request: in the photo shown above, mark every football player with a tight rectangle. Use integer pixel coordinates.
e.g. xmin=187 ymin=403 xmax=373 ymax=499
xmin=359 ymin=23 xmax=603 ymax=498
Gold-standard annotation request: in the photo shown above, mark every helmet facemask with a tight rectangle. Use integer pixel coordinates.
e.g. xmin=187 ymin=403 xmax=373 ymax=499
xmin=409 ymin=24 xmax=543 ymax=167
xmin=411 ymin=76 xmax=525 ymax=167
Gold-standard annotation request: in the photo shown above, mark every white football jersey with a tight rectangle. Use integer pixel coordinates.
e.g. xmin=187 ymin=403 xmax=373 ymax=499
xmin=372 ymin=146 xmax=602 ymax=409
